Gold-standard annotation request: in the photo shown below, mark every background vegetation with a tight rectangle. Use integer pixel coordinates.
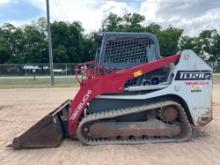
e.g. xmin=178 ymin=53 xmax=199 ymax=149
xmin=0 ymin=13 xmax=220 ymax=64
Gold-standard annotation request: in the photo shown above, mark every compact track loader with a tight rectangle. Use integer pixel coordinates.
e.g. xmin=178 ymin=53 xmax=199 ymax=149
xmin=11 ymin=32 xmax=213 ymax=149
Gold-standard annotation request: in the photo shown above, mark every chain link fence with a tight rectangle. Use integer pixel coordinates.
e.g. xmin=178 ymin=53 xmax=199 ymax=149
xmin=0 ymin=63 xmax=77 ymax=77
xmin=0 ymin=62 xmax=219 ymax=77
xmin=0 ymin=62 xmax=219 ymax=88
xmin=0 ymin=63 xmax=78 ymax=88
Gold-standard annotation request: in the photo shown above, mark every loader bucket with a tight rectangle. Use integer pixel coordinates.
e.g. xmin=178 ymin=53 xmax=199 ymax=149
xmin=11 ymin=100 xmax=71 ymax=150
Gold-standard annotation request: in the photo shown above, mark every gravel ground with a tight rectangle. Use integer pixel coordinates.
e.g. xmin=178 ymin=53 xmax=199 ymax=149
xmin=0 ymin=86 xmax=220 ymax=165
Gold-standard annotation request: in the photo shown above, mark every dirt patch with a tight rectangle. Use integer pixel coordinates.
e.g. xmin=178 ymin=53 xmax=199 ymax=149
xmin=0 ymin=105 xmax=13 ymax=111
xmin=191 ymin=126 xmax=209 ymax=138
xmin=0 ymin=86 xmax=220 ymax=165
xmin=213 ymin=102 xmax=220 ymax=106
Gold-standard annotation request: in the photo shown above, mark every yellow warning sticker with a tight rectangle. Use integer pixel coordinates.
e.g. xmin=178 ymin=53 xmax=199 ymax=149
xmin=133 ymin=70 xmax=143 ymax=77
xmin=191 ymin=85 xmax=202 ymax=92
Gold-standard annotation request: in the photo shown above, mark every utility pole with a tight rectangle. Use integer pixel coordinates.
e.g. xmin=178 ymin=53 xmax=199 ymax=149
xmin=46 ymin=0 xmax=54 ymax=86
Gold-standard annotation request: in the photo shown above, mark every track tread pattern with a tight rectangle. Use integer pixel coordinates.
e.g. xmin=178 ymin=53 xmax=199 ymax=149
xmin=77 ymin=100 xmax=192 ymax=145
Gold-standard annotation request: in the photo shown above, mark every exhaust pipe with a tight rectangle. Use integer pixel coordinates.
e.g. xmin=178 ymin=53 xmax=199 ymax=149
xmin=11 ymin=100 xmax=71 ymax=150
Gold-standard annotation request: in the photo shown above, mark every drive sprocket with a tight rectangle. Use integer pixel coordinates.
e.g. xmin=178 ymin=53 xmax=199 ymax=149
xmin=159 ymin=106 xmax=178 ymax=123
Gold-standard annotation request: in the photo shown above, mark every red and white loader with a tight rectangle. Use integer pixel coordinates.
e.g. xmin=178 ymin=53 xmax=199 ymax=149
xmin=11 ymin=32 xmax=212 ymax=149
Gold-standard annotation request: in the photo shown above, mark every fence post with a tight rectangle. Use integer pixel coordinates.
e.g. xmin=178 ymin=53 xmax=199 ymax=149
xmin=65 ymin=64 xmax=67 ymax=78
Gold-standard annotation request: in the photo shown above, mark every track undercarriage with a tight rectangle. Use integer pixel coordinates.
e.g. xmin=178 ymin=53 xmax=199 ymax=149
xmin=77 ymin=100 xmax=192 ymax=145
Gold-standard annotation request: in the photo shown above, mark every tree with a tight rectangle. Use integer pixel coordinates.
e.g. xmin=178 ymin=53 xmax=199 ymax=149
xmin=158 ymin=26 xmax=183 ymax=56
xmin=101 ymin=13 xmax=184 ymax=57
xmin=81 ymin=34 xmax=99 ymax=61
xmin=179 ymin=36 xmax=200 ymax=55
xmin=179 ymin=30 xmax=220 ymax=61
xmin=123 ymin=13 xmax=145 ymax=32
xmin=23 ymin=25 xmax=48 ymax=63
xmin=0 ymin=38 xmax=10 ymax=63
xmin=0 ymin=23 xmax=25 ymax=63
xmin=101 ymin=13 xmax=123 ymax=32
xmin=53 ymin=45 xmax=68 ymax=62
xmin=0 ymin=28 xmax=10 ymax=63
xmin=50 ymin=21 xmax=85 ymax=63
xmin=102 ymin=13 xmax=145 ymax=32
xmin=145 ymin=23 xmax=161 ymax=35
xmin=198 ymin=30 xmax=220 ymax=61
xmin=32 ymin=17 xmax=47 ymax=34
xmin=213 ymin=33 xmax=220 ymax=61
xmin=0 ymin=12 xmax=219 ymax=64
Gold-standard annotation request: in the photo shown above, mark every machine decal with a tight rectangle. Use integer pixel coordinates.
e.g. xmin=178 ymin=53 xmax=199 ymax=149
xmin=175 ymin=70 xmax=211 ymax=80
xmin=184 ymin=81 xmax=209 ymax=86
xmin=133 ymin=70 xmax=143 ymax=77
xmin=191 ymin=85 xmax=202 ymax=92
xmin=183 ymin=54 xmax=190 ymax=60
xmin=69 ymin=89 xmax=92 ymax=121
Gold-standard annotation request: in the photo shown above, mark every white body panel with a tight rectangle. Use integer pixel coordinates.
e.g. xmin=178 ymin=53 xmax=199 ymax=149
xmin=97 ymin=50 xmax=213 ymax=126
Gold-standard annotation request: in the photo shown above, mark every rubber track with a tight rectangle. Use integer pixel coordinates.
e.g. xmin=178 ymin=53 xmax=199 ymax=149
xmin=77 ymin=101 xmax=192 ymax=145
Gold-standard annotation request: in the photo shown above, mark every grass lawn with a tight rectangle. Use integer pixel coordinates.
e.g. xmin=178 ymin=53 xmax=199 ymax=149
xmin=0 ymin=74 xmax=219 ymax=88
xmin=213 ymin=74 xmax=220 ymax=84
xmin=0 ymin=77 xmax=78 ymax=88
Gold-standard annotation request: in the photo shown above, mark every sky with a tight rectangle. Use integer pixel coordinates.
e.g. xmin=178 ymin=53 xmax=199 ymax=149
xmin=0 ymin=0 xmax=220 ymax=36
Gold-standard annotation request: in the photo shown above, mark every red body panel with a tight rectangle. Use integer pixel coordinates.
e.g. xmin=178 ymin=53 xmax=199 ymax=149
xmin=68 ymin=54 xmax=180 ymax=137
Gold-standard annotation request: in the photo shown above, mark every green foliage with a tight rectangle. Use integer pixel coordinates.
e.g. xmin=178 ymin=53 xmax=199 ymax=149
xmin=123 ymin=13 xmax=145 ymax=32
xmin=0 ymin=45 xmax=9 ymax=63
xmin=0 ymin=13 xmax=220 ymax=64
xmin=158 ymin=27 xmax=183 ymax=56
xmin=101 ymin=13 xmax=123 ymax=32
xmin=0 ymin=34 xmax=10 ymax=63
xmin=179 ymin=29 xmax=220 ymax=61
xmin=23 ymin=25 xmax=48 ymax=63
xmin=102 ymin=13 xmax=183 ymax=57
xmin=101 ymin=13 xmax=145 ymax=32
xmin=145 ymin=23 xmax=161 ymax=34
xmin=0 ymin=18 xmax=97 ymax=64
xmin=51 ymin=21 xmax=84 ymax=63
xmin=81 ymin=34 xmax=99 ymax=61
xmin=53 ymin=45 xmax=68 ymax=62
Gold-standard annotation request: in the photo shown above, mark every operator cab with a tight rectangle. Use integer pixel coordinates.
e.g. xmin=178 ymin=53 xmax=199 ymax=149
xmin=94 ymin=32 xmax=172 ymax=88
xmin=94 ymin=32 xmax=161 ymax=70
